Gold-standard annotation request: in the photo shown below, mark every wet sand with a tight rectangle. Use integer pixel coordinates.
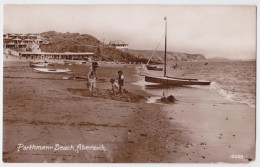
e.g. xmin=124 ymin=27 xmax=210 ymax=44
xmin=3 ymin=55 xmax=255 ymax=163
xmin=139 ymin=67 xmax=255 ymax=163
xmin=160 ymin=88 xmax=255 ymax=163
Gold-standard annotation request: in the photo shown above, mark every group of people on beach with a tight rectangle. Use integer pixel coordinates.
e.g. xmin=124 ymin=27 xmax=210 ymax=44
xmin=86 ymin=62 xmax=125 ymax=94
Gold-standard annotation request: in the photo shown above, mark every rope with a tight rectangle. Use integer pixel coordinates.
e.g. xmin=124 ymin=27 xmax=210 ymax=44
xmin=147 ymin=35 xmax=165 ymax=65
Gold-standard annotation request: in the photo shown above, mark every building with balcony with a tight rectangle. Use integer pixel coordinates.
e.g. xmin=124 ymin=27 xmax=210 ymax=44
xmin=3 ymin=33 xmax=49 ymax=51
xmin=109 ymin=40 xmax=129 ymax=51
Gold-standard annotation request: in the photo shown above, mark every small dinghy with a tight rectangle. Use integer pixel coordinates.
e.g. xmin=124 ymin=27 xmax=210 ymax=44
xmin=34 ymin=68 xmax=71 ymax=73
xmin=64 ymin=60 xmax=77 ymax=65
xmin=29 ymin=60 xmax=49 ymax=67
xmin=30 ymin=63 xmax=48 ymax=67
xmin=146 ymin=65 xmax=163 ymax=71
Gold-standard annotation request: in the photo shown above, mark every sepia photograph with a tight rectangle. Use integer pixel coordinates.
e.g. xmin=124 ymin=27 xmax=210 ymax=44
xmin=2 ymin=3 xmax=257 ymax=164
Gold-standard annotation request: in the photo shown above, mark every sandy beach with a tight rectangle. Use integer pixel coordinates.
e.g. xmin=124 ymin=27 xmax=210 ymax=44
xmin=160 ymin=87 xmax=255 ymax=163
xmin=3 ymin=55 xmax=255 ymax=163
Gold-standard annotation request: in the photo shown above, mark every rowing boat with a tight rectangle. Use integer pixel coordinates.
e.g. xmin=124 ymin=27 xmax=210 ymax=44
xmin=33 ymin=68 xmax=71 ymax=73
xmin=30 ymin=63 xmax=48 ymax=67
xmin=146 ymin=65 xmax=163 ymax=71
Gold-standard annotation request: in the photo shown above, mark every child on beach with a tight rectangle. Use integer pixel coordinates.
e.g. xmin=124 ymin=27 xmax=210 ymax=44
xmin=110 ymin=78 xmax=119 ymax=94
xmin=86 ymin=62 xmax=98 ymax=91
xmin=117 ymin=70 xmax=124 ymax=94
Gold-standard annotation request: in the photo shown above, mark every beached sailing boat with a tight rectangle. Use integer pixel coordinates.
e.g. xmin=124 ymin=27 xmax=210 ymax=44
xmin=33 ymin=68 xmax=71 ymax=73
xmin=145 ymin=17 xmax=211 ymax=86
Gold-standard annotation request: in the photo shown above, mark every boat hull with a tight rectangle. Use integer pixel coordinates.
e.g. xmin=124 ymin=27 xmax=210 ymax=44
xmin=34 ymin=68 xmax=71 ymax=73
xmin=30 ymin=63 xmax=48 ymax=67
xmin=145 ymin=76 xmax=210 ymax=86
xmin=64 ymin=60 xmax=77 ymax=65
xmin=146 ymin=65 xmax=163 ymax=71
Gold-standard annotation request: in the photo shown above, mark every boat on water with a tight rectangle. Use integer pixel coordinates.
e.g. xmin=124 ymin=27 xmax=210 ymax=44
xmin=145 ymin=17 xmax=210 ymax=86
xmin=33 ymin=68 xmax=71 ymax=73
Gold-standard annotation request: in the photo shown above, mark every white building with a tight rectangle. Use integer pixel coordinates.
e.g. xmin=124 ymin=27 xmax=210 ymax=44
xmin=109 ymin=40 xmax=128 ymax=51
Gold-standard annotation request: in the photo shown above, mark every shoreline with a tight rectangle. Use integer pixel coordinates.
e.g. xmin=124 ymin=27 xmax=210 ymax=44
xmin=135 ymin=68 xmax=256 ymax=163
xmin=3 ymin=56 xmax=255 ymax=163
xmin=161 ymin=87 xmax=255 ymax=163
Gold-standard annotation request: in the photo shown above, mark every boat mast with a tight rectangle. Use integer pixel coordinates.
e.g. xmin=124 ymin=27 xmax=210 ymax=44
xmin=164 ymin=17 xmax=167 ymax=77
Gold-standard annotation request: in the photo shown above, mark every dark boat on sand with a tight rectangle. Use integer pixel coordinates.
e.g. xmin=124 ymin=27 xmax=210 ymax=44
xmin=146 ymin=65 xmax=163 ymax=71
xmin=145 ymin=76 xmax=210 ymax=86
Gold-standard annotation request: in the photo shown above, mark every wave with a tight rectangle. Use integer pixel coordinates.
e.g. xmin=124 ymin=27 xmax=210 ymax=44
xmin=209 ymin=81 xmax=255 ymax=108
xmin=190 ymin=81 xmax=255 ymax=108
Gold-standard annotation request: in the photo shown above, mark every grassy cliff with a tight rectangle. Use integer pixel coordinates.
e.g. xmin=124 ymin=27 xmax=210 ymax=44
xmin=39 ymin=31 xmax=141 ymax=62
xmin=39 ymin=31 xmax=206 ymax=63
xmin=130 ymin=50 xmax=206 ymax=64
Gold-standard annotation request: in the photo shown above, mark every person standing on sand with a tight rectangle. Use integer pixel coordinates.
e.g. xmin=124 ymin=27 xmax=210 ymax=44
xmin=117 ymin=70 xmax=124 ymax=94
xmin=87 ymin=62 xmax=98 ymax=91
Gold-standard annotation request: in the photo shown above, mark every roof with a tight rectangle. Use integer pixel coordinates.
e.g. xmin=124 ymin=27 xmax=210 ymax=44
xmin=109 ymin=40 xmax=128 ymax=45
xmin=20 ymin=52 xmax=94 ymax=55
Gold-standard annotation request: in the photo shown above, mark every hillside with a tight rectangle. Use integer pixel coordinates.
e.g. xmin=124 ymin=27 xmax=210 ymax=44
xmin=39 ymin=31 xmax=206 ymax=63
xmin=39 ymin=31 xmax=141 ymax=62
xmin=130 ymin=50 xmax=206 ymax=64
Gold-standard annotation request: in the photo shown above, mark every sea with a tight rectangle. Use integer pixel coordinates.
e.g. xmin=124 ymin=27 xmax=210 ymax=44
xmin=137 ymin=60 xmax=256 ymax=109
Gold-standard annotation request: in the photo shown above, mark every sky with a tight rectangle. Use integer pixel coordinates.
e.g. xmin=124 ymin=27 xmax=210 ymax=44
xmin=3 ymin=5 xmax=256 ymax=60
